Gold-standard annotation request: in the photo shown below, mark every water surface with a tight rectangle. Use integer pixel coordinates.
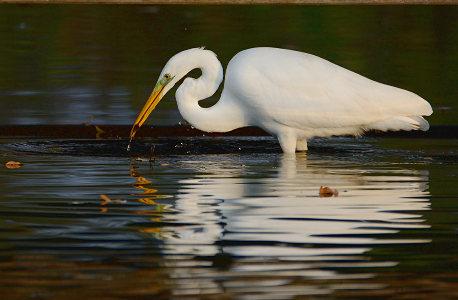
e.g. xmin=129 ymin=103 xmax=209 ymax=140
xmin=1 ymin=137 xmax=456 ymax=299
xmin=0 ymin=4 xmax=457 ymax=299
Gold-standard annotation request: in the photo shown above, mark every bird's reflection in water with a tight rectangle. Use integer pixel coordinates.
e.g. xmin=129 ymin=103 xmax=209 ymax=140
xmin=136 ymin=154 xmax=431 ymax=297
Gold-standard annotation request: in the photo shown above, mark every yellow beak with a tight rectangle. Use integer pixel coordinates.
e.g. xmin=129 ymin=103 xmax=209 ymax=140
xmin=127 ymin=76 xmax=173 ymax=150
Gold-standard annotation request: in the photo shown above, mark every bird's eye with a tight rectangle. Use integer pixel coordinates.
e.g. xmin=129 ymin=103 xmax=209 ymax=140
xmin=164 ymin=73 xmax=171 ymax=79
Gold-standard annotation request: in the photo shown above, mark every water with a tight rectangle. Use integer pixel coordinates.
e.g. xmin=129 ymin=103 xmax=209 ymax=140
xmin=1 ymin=137 xmax=456 ymax=299
xmin=0 ymin=4 xmax=457 ymax=299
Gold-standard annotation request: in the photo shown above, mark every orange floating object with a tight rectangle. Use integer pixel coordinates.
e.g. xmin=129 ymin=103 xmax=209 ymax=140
xmin=100 ymin=194 xmax=111 ymax=205
xmin=100 ymin=194 xmax=125 ymax=206
xmin=5 ymin=161 xmax=23 ymax=169
xmin=319 ymin=186 xmax=338 ymax=197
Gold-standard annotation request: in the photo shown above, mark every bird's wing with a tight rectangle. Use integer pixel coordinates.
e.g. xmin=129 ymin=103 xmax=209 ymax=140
xmin=226 ymin=48 xmax=432 ymax=131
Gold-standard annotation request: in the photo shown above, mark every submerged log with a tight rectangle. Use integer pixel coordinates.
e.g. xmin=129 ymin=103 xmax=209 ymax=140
xmin=0 ymin=125 xmax=455 ymax=139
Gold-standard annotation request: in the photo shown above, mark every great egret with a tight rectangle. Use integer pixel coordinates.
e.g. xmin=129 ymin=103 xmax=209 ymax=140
xmin=128 ymin=47 xmax=432 ymax=153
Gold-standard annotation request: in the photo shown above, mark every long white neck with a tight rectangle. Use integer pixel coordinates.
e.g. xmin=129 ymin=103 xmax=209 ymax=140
xmin=175 ymin=50 xmax=246 ymax=133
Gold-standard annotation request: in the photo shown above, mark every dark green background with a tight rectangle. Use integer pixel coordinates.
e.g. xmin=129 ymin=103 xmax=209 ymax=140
xmin=0 ymin=5 xmax=456 ymax=125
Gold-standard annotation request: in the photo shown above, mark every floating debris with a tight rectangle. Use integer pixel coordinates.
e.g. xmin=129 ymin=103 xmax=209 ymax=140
xmin=100 ymin=194 xmax=111 ymax=205
xmin=5 ymin=161 xmax=23 ymax=169
xmin=319 ymin=186 xmax=338 ymax=197
xmin=100 ymin=194 xmax=126 ymax=206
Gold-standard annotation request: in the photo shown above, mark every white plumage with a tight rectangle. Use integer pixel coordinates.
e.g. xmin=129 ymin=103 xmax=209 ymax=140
xmin=129 ymin=47 xmax=433 ymax=153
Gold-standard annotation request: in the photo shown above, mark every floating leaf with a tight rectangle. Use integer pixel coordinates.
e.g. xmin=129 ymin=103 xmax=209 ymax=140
xmin=319 ymin=186 xmax=338 ymax=197
xmin=5 ymin=161 xmax=23 ymax=169
xmin=100 ymin=194 xmax=111 ymax=205
xmin=100 ymin=194 xmax=125 ymax=206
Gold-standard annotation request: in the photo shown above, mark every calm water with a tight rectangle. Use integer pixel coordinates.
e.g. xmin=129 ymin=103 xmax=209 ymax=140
xmin=0 ymin=4 xmax=457 ymax=299
xmin=1 ymin=137 xmax=457 ymax=298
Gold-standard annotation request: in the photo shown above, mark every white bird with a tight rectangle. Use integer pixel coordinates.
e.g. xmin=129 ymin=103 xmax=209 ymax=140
xmin=128 ymin=47 xmax=432 ymax=153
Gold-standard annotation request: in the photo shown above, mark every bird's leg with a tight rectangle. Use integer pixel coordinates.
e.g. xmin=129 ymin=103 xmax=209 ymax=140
xmin=296 ymin=139 xmax=308 ymax=151
xmin=277 ymin=133 xmax=297 ymax=154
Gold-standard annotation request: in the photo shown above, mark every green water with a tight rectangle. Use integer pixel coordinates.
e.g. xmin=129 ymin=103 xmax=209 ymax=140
xmin=0 ymin=5 xmax=457 ymax=299
xmin=0 ymin=5 xmax=456 ymax=125
xmin=1 ymin=137 xmax=457 ymax=298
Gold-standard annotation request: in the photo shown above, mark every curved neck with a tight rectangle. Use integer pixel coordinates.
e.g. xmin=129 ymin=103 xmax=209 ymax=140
xmin=175 ymin=50 xmax=245 ymax=132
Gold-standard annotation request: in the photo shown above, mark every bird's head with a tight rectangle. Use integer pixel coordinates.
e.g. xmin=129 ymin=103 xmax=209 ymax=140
xmin=129 ymin=67 xmax=177 ymax=136
xmin=128 ymin=48 xmax=205 ymax=143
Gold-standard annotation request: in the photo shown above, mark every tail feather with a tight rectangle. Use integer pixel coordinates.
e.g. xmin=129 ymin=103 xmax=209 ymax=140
xmin=410 ymin=116 xmax=430 ymax=131
xmin=368 ymin=115 xmax=430 ymax=132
